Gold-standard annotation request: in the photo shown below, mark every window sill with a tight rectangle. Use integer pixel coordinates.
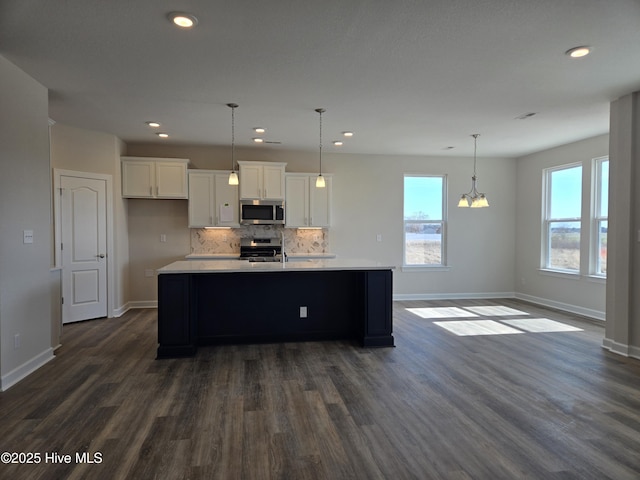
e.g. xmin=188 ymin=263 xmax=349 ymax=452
xmin=538 ymin=268 xmax=581 ymax=280
xmin=538 ymin=269 xmax=607 ymax=284
xmin=401 ymin=265 xmax=451 ymax=273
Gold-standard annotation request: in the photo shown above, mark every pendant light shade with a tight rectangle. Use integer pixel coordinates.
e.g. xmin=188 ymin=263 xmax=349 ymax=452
xmin=458 ymin=134 xmax=489 ymax=208
xmin=315 ymin=108 xmax=326 ymax=188
xmin=227 ymin=103 xmax=239 ymax=185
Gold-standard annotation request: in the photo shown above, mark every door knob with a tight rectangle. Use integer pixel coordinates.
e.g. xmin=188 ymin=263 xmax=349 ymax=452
xmin=98 ymin=254 xmax=105 ymax=258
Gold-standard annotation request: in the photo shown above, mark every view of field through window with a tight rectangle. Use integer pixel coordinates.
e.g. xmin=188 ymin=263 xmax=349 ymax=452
xmin=546 ymin=165 xmax=582 ymax=271
xmin=545 ymin=159 xmax=608 ymax=274
xmin=404 ymin=176 xmax=444 ymax=265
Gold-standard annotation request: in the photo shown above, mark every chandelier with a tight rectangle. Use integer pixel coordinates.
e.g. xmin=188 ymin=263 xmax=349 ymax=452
xmin=458 ymin=134 xmax=489 ymax=208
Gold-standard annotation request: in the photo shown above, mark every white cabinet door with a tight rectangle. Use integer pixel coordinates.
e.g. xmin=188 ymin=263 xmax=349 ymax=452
xmin=188 ymin=170 xmax=239 ymax=227
xmin=285 ymin=175 xmax=309 ymax=227
xmin=188 ymin=172 xmax=214 ymax=227
xmin=239 ymin=163 xmax=262 ymax=199
xmin=263 ymin=164 xmax=285 ymax=199
xmin=122 ymin=157 xmax=189 ymax=198
xmin=310 ymin=175 xmax=332 ymax=227
xmin=214 ymin=173 xmax=239 ymax=226
xmin=285 ymin=174 xmax=332 ymax=227
xmin=122 ymin=160 xmax=154 ymax=197
xmin=156 ymin=162 xmax=188 ymax=198
xmin=238 ymin=161 xmax=287 ymax=199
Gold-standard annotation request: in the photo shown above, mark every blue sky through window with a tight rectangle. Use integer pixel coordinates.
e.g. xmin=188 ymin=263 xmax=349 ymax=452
xmin=550 ymin=166 xmax=582 ymax=218
xmin=404 ymin=176 xmax=443 ymax=220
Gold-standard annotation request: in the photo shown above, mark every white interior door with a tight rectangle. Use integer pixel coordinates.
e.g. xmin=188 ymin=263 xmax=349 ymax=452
xmin=61 ymin=175 xmax=108 ymax=323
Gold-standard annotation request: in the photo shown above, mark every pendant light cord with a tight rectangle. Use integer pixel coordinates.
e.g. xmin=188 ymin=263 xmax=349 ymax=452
xmin=227 ymin=103 xmax=238 ymax=172
xmin=316 ymin=108 xmax=325 ymax=176
xmin=472 ymin=133 xmax=479 ymax=178
xmin=231 ymin=105 xmax=235 ymax=170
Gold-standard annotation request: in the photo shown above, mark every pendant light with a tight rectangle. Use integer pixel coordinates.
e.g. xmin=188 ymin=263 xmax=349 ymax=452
xmin=458 ymin=134 xmax=489 ymax=208
xmin=315 ymin=108 xmax=326 ymax=188
xmin=227 ymin=103 xmax=239 ymax=185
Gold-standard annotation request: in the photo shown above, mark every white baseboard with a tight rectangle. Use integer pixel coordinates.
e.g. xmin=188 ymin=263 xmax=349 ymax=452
xmin=129 ymin=300 xmax=158 ymax=309
xmin=112 ymin=301 xmax=157 ymax=317
xmin=514 ymin=293 xmax=605 ymax=321
xmin=112 ymin=302 xmax=130 ymax=317
xmin=602 ymin=338 xmax=640 ymax=360
xmin=393 ymin=292 xmax=515 ymax=301
xmin=1 ymin=348 xmax=55 ymax=392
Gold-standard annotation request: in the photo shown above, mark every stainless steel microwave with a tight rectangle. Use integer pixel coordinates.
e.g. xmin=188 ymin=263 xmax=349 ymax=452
xmin=240 ymin=199 xmax=285 ymax=225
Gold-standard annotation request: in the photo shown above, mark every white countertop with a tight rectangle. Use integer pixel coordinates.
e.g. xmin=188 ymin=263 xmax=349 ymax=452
xmin=158 ymin=258 xmax=394 ymax=274
xmin=185 ymin=253 xmax=241 ymax=260
xmin=185 ymin=253 xmax=337 ymax=260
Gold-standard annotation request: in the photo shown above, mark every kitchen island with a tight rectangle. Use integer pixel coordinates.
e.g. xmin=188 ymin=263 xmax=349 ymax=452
xmin=156 ymin=259 xmax=394 ymax=358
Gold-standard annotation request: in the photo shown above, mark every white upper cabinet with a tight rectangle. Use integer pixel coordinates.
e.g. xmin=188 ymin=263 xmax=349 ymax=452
xmin=285 ymin=175 xmax=309 ymax=227
xmin=285 ymin=173 xmax=332 ymax=228
xmin=188 ymin=170 xmax=239 ymax=227
xmin=122 ymin=157 xmax=189 ymax=199
xmin=238 ymin=161 xmax=286 ymax=200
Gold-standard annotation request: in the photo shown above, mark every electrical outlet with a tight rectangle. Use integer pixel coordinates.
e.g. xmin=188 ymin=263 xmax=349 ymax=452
xmin=23 ymin=230 xmax=34 ymax=244
xmin=300 ymin=306 xmax=308 ymax=318
xmin=14 ymin=334 xmax=20 ymax=349
xmin=160 ymin=234 xmax=167 ymax=243
xmin=376 ymin=234 xmax=382 ymax=242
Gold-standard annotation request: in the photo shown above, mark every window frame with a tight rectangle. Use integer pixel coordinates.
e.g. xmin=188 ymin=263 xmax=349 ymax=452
xmin=542 ymin=163 xmax=583 ymax=274
xmin=591 ymin=156 xmax=609 ymax=277
xmin=402 ymin=174 xmax=447 ymax=268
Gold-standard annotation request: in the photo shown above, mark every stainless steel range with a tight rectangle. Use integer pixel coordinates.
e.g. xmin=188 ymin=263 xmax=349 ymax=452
xmin=239 ymin=237 xmax=283 ymax=262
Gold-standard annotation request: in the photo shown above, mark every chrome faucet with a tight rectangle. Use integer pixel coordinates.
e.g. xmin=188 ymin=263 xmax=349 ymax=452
xmin=281 ymin=229 xmax=287 ymax=262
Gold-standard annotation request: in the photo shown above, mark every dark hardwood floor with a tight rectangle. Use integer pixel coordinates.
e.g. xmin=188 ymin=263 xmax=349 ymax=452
xmin=1 ymin=299 xmax=640 ymax=479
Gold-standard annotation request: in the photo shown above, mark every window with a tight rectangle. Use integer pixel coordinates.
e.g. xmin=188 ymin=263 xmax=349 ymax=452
xmin=593 ymin=158 xmax=609 ymax=275
xmin=543 ymin=164 xmax=582 ymax=272
xmin=403 ymin=175 xmax=446 ymax=266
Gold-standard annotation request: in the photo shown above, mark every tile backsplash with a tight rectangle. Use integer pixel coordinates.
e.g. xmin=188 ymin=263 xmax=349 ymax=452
xmin=191 ymin=226 xmax=329 ymax=254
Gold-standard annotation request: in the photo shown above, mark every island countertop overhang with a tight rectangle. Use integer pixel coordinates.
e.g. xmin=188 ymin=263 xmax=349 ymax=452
xmin=157 ymin=259 xmax=395 ymax=274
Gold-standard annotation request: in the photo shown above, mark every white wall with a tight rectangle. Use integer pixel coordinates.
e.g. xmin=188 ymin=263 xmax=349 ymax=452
xmin=0 ymin=55 xmax=53 ymax=390
xmin=50 ymin=123 xmax=130 ymax=315
xmin=515 ymin=134 xmax=609 ymax=319
xmin=125 ymin=143 xmax=517 ymax=301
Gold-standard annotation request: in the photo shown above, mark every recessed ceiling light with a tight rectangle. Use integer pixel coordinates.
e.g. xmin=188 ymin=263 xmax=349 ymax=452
xmin=342 ymin=131 xmax=354 ymax=137
xmin=146 ymin=121 xmax=161 ymax=128
xmin=253 ymin=138 xmax=264 ymax=143
xmin=168 ymin=12 xmax=198 ymax=28
xmin=565 ymin=46 xmax=590 ymax=58
xmin=254 ymin=127 xmax=265 ymax=134
xmin=333 ymin=141 xmax=343 ymax=146
xmin=156 ymin=132 xmax=169 ymax=138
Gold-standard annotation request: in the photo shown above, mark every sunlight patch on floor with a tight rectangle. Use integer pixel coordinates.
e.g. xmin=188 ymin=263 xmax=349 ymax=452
xmin=406 ymin=307 xmax=479 ymax=319
xmin=408 ymin=304 xmax=586 ymax=336
xmin=434 ymin=320 xmax=525 ymax=336
xmin=464 ymin=306 xmax=530 ymax=317
xmin=501 ymin=318 xmax=583 ymax=333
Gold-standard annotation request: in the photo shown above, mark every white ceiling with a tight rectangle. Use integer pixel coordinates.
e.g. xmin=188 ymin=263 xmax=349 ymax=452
xmin=1 ymin=0 xmax=639 ymax=157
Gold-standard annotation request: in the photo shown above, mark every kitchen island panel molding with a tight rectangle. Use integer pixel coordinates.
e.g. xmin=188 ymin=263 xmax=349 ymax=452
xmin=157 ymin=274 xmax=196 ymax=358
xmin=156 ymin=261 xmax=394 ymax=357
